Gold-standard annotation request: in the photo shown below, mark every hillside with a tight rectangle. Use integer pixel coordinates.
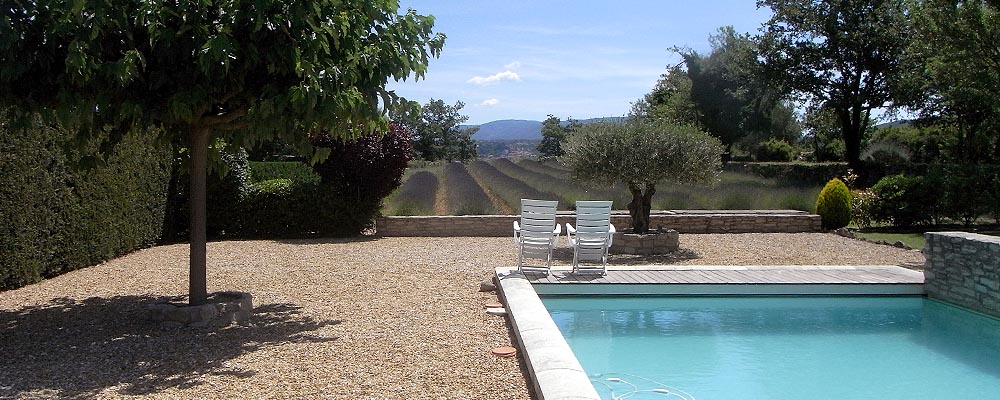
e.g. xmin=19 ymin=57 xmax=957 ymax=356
xmin=469 ymin=119 xmax=542 ymax=140
xmin=466 ymin=116 xmax=625 ymax=141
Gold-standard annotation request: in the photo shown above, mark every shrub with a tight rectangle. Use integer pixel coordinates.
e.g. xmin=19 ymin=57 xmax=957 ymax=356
xmin=850 ymin=190 xmax=880 ymax=229
xmin=312 ymin=123 xmax=413 ymax=203
xmin=307 ymin=123 xmax=413 ymax=233
xmin=1 ymin=117 xmax=172 ymax=290
xmin=725 ymin=162 xmax=849 ymax=186
xmin=870 ymin=174 xmax=934 ymax=228
xmin=815 ymin=178 xmax=852 ymax=229
xmin=754 ymin=139 xmax=796 ymax=162
xmin=249 ymin=161 xmax=320 ymax=184
xmin=937 ymin=164 xmax=989 ymax=226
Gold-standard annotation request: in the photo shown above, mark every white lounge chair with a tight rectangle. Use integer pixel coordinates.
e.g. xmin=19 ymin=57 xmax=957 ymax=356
xmin=513 ymin=199 xmax=561 ymax=275
xmin=566 ymin=201 xmax=615 ymax=275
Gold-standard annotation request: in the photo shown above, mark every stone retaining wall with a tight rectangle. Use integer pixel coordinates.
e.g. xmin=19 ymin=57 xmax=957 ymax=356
xmin=376 ymin=211 xmax=822 ymax=237
xmin=924 ymin=232 xmax=1000 ymax=318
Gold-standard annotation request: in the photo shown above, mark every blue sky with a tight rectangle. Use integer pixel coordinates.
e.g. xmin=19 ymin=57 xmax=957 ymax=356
xmin=388 ymin=1 xmax=774 ymax=125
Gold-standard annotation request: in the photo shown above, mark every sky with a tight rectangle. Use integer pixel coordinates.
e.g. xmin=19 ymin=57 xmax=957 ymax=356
xmin=387 ymin=1 xmax=774 ymax=125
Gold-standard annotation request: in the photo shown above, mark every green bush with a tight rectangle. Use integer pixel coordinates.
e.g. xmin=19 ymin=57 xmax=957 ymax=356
xmin=870 ymin=174 xmax=934 ymax=228
xmin=726 ymin=162 xmax=849 ymax=185
xmin=937 ymin=164 xmax=989 ymax=226
xmin=815 ymin=178 xmax=852 ymax=229
xmin=249 ymin=161 xmax=320 ymax=184
xmin=754 ymin=139 xmax=796 ymax=162
xmin=1 ymin=118 xmax=172 ymax=290
xmin=850 ymin=190 xmax=879 ymax=229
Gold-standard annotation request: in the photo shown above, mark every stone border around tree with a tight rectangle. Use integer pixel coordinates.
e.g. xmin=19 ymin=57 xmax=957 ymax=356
xmin=146 ymin=291 xmax=253 ymax=329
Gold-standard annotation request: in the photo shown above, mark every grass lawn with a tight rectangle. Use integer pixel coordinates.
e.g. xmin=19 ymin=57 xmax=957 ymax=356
xmin=853 ymin=231 xmax=927 ymax=250
xmin=853 ymin=230 xmax=1000 ymax=250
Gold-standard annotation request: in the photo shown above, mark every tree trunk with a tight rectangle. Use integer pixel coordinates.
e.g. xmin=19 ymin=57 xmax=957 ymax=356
xmin=627 ymin=183 xmax=656 ymax=234
xmin=838 ymin=106 xmax=863 ymax=172
xmin=189 ymin=126 xmax=210 ymax=306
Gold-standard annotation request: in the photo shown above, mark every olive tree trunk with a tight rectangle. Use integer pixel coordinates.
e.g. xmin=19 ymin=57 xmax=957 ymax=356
xmin=627 ymin=183 xmax=656 ymax=234
xmin=188 ymin=126 xmax=210 ymax=306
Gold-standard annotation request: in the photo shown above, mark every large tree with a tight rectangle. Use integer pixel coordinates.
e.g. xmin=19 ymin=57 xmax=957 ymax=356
xmin=561 ymin=120 xmax=723 ymax=233
xmin=757 ymin=0 xmax=911 ymax=170
xmin=537 ymin=114 xmax=566 ymax=157
xmin=1 ymin=0 xmax=444 ymax=305
xmin=637 ymin=27 xmax=798 ymax=156
xmin=411 ymin=99 xmax=477 ymax=162
xmin=906 ymin=0 xmax=1000 ymax=163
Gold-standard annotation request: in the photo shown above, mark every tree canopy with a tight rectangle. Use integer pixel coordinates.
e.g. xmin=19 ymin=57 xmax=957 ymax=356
xmin=409 ymin=98 xmax=478 ymax=162
xmin=905 ymin=0 xmax=1000 ymax=163
xmin=636 ymin=27 xmax=799 ymax=157
xmin=0 ymin=0 xmax=444 ymax=305
xmin=757 ymin=0 xmax=910 ymax=170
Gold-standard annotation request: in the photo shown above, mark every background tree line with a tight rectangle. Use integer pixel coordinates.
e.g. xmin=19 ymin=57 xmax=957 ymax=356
xmin=618 ymin=0 xmax=999 ymax=174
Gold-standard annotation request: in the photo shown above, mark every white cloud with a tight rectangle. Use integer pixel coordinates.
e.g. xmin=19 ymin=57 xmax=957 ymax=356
xmin=467 ymin=70 xmax=520 ymax=85
xmin=479 ymin=98 xmax=500 ymax=107
xmin=504 ymin=61 xmax=521 ymax=69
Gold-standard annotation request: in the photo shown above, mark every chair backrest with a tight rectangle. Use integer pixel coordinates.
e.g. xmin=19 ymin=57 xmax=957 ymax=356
xmin=520 ymin=199 xmax=558 ymax=235
xmin=574 ymin=201 xmax=613 ymax=234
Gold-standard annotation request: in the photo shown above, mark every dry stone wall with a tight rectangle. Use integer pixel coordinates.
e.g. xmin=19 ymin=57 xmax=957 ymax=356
xmin=376 ymin=211 xmax=822 ymax=237
xmin=924 ymin=232 xmax=1000 ymax=318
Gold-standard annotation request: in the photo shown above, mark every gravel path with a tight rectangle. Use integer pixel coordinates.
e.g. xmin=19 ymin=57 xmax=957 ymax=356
xmin=0 ymin=234 xmax=923 ymax=399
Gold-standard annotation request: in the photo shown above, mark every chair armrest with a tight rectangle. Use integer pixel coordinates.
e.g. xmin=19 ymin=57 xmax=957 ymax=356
xmin=513 ymin=221 xmax=521 ymax=244
xmin=608 ymin=223 xmax=616 ymax=246
xmin=553 ymin=223 xmax=562 ymax=235
xmin=565 ymin=223 xmax=576 ymax=235
xmin=609 ymin=224 xmax=616 ymax=233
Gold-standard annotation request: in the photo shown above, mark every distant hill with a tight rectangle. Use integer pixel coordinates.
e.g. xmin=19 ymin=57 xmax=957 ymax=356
xmin=467 ymin=119 xmax=543 ymax=140
xmin=465 ymin=117 xmax=625 ymax=141
xmin=875 ymin=120 xmax=913 ymax=129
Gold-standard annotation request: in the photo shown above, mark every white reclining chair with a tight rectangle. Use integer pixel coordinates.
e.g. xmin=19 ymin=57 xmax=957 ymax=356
xmin=566 ymin=201 xmax=615 ymax=275
xmin=513 ymin=199 xmax=560 ymax=275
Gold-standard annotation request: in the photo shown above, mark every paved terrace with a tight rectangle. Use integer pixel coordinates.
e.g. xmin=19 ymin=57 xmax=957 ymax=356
xmin=515 ymin=265 xmax=926 ymax=295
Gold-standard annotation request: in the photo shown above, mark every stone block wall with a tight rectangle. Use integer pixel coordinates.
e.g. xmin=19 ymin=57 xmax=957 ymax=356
xmin=375 ymin=211 xmax=822 ymax=237
xmin=924 ymin=232 xmax=1000 ymax=318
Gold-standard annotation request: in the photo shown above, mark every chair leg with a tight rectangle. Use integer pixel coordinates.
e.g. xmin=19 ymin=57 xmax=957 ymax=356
xmin=517 ymin=243 xmax=524 ymax=274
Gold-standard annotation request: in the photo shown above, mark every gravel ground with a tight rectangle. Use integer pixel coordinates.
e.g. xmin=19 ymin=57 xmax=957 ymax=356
xmin=0 ymin=234 xmax=923 ymax=399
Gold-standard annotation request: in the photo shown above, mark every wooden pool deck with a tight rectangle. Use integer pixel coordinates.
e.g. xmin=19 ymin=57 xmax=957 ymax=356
xmin=506 ymin=265 xmax=926 ymax=296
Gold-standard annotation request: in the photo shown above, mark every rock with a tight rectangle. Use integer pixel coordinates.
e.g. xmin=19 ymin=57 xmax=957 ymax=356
xmin=479 ymin=279 xmax=496 ymax=292
xmin=893 ymin=240 xmax=908 ymax=249
xmin=834 ymin=227 xmax=855 ymax=238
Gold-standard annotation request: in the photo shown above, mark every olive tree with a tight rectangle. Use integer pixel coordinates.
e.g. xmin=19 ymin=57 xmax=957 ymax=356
xmin=560 ymin=120 xmax=723 ymax=233
xmin=0 ymin=0 xmax=444 ymax=305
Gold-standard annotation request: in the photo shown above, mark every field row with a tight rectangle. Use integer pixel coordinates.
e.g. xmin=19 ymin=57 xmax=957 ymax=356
xmin=384 ymin=159 xmax=823 ymax=216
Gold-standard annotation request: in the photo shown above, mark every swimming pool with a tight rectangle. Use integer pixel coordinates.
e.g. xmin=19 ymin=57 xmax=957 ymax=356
xmin=544 ymin=296 xmax=1000 ymax=400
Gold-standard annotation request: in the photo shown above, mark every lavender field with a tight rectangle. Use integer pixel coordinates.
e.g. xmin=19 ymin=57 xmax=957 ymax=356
xmin=383 ymin=159 xmax=822 ymax=216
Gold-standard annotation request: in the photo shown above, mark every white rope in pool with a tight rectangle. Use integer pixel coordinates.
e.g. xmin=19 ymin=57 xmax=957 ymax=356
xmin=590 ymin=372 xmax=695 ymax=400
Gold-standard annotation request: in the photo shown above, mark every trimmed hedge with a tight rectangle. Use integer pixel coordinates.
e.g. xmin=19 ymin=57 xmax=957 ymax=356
xmin=165 ymin=125 xmax=413 ymax=239
xmin=725 ymin=161 xmax=931 ymax=187
xmin=249 ymin=161 xmax=320 ymax=184
xmin=726 ymin=162 xmax=849 ymax=185
xmin=1 ymin=118 xmax=172 ymax=290
xmin=164 ymin=146 xmax=253 ymax=239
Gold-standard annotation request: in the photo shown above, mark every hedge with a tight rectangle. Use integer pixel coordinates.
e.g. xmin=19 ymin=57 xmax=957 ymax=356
xmin=725 ymin=161 xmax=929 ymax=187
xmin=1 ymin=119 xmax=172 ymax=290
xmin=248 ymin=161 xmax=320 ymax=184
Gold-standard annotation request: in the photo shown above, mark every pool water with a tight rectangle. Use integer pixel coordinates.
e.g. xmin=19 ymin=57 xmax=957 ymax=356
xmin=544 ymin=296 xmax=1000 ymax=400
